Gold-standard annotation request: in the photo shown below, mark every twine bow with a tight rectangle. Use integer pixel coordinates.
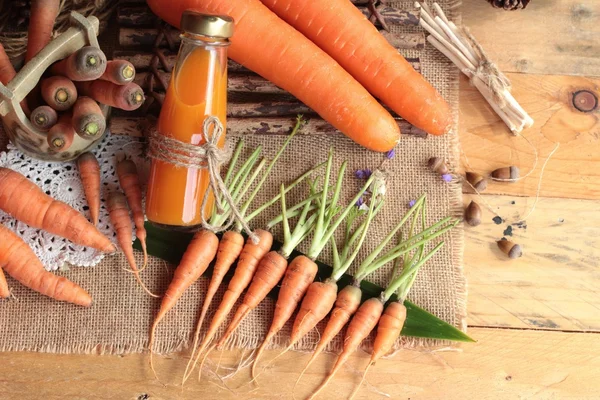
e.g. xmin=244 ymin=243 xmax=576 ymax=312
xmin=148 ymin=116 xmax=258 ymax=243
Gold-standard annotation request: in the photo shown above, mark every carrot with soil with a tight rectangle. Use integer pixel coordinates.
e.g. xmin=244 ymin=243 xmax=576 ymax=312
xmin=77 ymin=152 xmax=101 ymax=226
xmin=0 ymin=167 xmax=115 ymax=253
xmin=51 ymin=46 xmax=107 ymax=81
xmin=41 ymin=76 xmax=77 ymax=111
xmin=47 ymin=113 xmax=75 ymax=151
xmin=146 ymin=0 xmax=400 ymax=152
xmin=25 ymin=0 xmax=60 ymax=62
xmin=30 ymin=105 xmax=57 ymax=130
xmin=259 ymin=0 xmax=452 ymax=136
xmin=116 ymin=159 xmax=148 ymax=269
xmin=0 ymin=224 xmax=92 ymax=306
xmin=72 ymin=96 xmax=106 ymax=139
xmin=76 ymin=80 xmax=144 ymax=111
xmin=100 ymin=60 xmax=136 ymax=85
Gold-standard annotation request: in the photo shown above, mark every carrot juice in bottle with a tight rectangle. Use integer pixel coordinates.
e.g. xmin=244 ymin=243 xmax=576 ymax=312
xmin=146 ymin=11 xmax=233 ymax=228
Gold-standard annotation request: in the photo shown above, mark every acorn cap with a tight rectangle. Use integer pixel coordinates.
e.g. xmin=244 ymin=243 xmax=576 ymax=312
xmin=497 ymin=240 xmax=523 ymax=259
xmin=428 ymin=157 xmax=448 ymax=175
xmin=466 ymin=172 xmax=487 ymax=192
xmin=465 ymin=201 xmax=482 ymax=227
xmin=491 ymin=166 xmax=520 ymax=180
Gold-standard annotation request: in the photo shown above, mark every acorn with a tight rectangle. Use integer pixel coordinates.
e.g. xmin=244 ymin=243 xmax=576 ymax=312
xmin=465 ymin=201 xmax=482 ymax=227
xmin=466 ymin=172 xmax=488 ymax=192
xmin=428 ymin=157 xmax=449 ymax=175
xmin=491 ymin=166 xmax=520 ymax=180
xmin=497 ymin=239 xmax=523 ymax=259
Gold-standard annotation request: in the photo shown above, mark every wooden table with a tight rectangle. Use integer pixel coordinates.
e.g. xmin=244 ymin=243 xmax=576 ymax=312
xmin=2 ymin=1 xmax=599 ymax=398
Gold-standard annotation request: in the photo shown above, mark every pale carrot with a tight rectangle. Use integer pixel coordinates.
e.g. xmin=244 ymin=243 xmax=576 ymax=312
xmin=149 ymin=229 xmax=219 ymax=379
xmin=47 ymin=113 xmax=75 ymax=151
xmin=41 ymin=76 xmax=77 ymax=111
xmin=260 ymin=0 xmax=452 ymax=135
xmin=0 ymin=267 xmax=9 ymax=298
xmin=77 ymin=152 xmax=101 ymax=226
xmin=100 ymin=60 xmax=136 ymax=85
xmin=25 ymin=0 xmax=60 ymax=62
xmin=116 ymin=159 xmax=148 ymax=269
xmin=146 ymin=1 xmax=400 ymax=152
xmin=0 ymin=224 xmax=92 ymax=306
xmin=0 ymin=167 xmax=115 ymax=253
xmin=72 ymin=96 xmax=106 ymax=139
xmin=76 ymin=80 xmax=144 ymax=111
xmin=30 ymin=105 xmax=58 ymax=131
xmin=51 ymin=46 xmax=107 ymax=81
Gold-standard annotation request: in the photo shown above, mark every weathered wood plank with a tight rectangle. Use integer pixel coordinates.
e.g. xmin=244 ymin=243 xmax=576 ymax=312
xmin=464 ymin=194 xmax=600 ymax=331
xmin=1 ymin=328 xmax=598 ymax=399
xmin=459 ymin=73 xmax=600 ymax=200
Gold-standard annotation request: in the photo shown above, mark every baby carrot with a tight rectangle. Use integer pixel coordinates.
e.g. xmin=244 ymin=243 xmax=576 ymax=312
xmin=47 ymin=113 xmax=75 ymax=152
xmin=30 ymin=105 xmax=58 ymax=131
xmin=72 ymin=96 xmax=106 ymax=139
xmin=77 ymin=152 xmax=101 ymax=226
xmin=76 ymin=80 xmax=144 ymax=111
xmin=51 ymin=46 xmax=107 ymax=81
xmin=41 ymin=76 xmax=77 ymax=111
xmin=100 ymin=60 xmax=136 ymax=85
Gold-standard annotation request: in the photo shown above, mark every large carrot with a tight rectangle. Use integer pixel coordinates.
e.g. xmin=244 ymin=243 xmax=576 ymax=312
xmin=0 ymin=43 xmax=30 ymax=116
xmin=0 ymin=167 xmax=115 ymax=253
xmin=146 ymin=0 xmax=400 ymax=152
xmin=77 ymin=152 xmax=101 ymax=226
xmin=116 ymin=160 xmax=147 ymax=268
xmin=0 ymin=224 xmax=92 ymax=306
xmin=76 ymin=80 xmax=144 ymax=111
xmin=259 ymin=0 xmax=452 ymax=136
xmin=107 ymin=192 xmax=157 ymax=298
xmin=149 ymin=229 xmax=219 ymax=378
xmin=25 ymin=0 xmax=60 ymax=62
xmin=51 ymin=46 xmax=107 ymax=81
xmin=0 ymin=267 xmax=9 ymax=298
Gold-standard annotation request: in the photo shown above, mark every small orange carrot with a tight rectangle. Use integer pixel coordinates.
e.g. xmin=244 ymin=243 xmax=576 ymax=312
xmin=100 ymin=60 xmax=136 ymax=85
xmin=72 ymin=96 xmax=106 ymax=139
xmin=77 ymin=152 xmax=101 ymax=226
xmin=149 ymin=229 xmax=219 ymax=378
xmin=107 ymin=192 xmax=156 ymax=297
xmin=25 ymin=0 xmax=60 ymax=62
xmin=0 ymin=224 xmax=92 ymax=306
xmin=41 ymin=76 xmax=77 ymax=111
xmin=116 ymin=160 xmax=147 ymax=268
xmin=30 ymin=105 xmax=58 ymax=131
xmin=0 ymin=167 xmax=115 ymax=253
xmin=77 ymin=80 xmax=144 ymax=111
xmin=47 ymin=113 xmax=75 ymax=151
xmin=0 ymin=267 xmax=9 ymax=298
xmin=309 ymin=297 xmax=385 ymax=400
xmin=51 ymin=46 xmax=107 ymax=81
xmin=0 ymin=43 xmax=30 ymax=115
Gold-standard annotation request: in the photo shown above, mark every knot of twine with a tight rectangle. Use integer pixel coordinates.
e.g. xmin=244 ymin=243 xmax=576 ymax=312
xmin=462 ymin=27 xmax=511 ymax=107
xmin=148 ymin=116 xmax=258 ymax=243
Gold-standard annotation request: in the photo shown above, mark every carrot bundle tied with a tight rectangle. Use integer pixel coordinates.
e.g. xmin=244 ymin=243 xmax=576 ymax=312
xmin=0 ymin=167 xmax=115 ymax=253
xmin=0 ymin=224 xmax=92 ymax=306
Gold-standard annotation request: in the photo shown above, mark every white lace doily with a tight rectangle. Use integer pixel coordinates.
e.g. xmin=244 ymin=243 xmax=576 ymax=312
xmin=0 ymin=133 xmax=148 ymax=271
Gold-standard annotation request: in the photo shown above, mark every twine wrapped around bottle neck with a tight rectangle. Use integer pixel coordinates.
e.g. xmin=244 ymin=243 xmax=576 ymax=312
xmin=148 ymin=116 xmax=258 ymax=243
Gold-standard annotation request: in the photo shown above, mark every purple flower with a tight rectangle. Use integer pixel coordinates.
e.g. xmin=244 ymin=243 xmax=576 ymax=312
xmin=355 ymin=169 xmax=365 ymax=179
xmin=442 ymin=173 xmax=452 ymax=183
xmin=356 ymin=197 xmax=364 ymax=207
xmin=408 ymin=200 xmax=416 ymax=208
xmin=386 ymin=149 xmax=396 ymax=159
xmin=363 ymin=169 xmax=372 ymax=178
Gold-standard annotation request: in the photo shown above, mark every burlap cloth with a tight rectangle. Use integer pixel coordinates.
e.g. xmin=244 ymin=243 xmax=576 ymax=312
xmin=0 ymin=1 xmax=465 ymax=355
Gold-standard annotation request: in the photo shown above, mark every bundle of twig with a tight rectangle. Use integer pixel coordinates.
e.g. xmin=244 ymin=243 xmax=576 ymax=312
xmin=415 ymin=1 xmax=533 ymax=134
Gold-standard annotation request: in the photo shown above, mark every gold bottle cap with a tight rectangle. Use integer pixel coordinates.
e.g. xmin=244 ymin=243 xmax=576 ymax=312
xmin=180 ymin=10 xmax=234 ymax=39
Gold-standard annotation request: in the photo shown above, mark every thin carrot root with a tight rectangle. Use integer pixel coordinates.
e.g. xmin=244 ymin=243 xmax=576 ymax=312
xmin=349 ymin=361 xmax=374 ymax=400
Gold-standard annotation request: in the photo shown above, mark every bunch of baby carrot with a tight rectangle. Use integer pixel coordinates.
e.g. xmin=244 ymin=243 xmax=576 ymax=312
xmin=0 ymin=0 xmax=144 ymax=153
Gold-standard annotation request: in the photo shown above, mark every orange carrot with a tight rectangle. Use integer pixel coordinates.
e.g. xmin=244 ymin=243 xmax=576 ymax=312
xmin=107 ymin=192 xmax=156 ymax=297
xmin=309 ymin=296 xmax=385 ymax=399
xmin=30 ymin=105 xmax=58 ymax=131
xmin=0 ymin=167 xmax=115 ymax=253
xmin=289 ymin=279 xmax=338 ymax=346
xmin=259 ymin=0 xmax=452 ymax=136
xmin=25 ymin=0 xmax=60 ymax=62
xmin=251 ymin=255 xmax=318 ymax=378
xmin=51 ymin=46 xmax=107 ymax=81
xmin=47 ymin=113 xmax=75 ymax=151
xmin=100 ymin=60 xmax=136 ymax=85
xmin=76 ymin=80 xmax=144 ymax=111
xmin=76 ymin=152 xmax=101 ymax=226
xmin=0 ymin=267 xmax=9 ymax=299
xmin=149 ymin=229 xmax=219 ymax=377
xmin=0 ymin=43 xmax=30 ymax=116
xmin=41 ymin=76 xmax=77 ymax=111
xmin=0 ymin=224 xmax=92 ymax=306
xmin=116 ymin=160 xmax=147 ymax=268
xmin=146 ymin=0 xmax=400 ymax=152
xmin=72 ymin=96 xmax=106 ymax=139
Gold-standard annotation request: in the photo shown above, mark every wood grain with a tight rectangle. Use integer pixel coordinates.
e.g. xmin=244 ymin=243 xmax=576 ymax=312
xmin=462 ymin=0 xmax=600 ymax=76
xmin=459 ymin=73 xmax=600 ymax=200
xmin=0 ymin=328 xmax=598 ymax=400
